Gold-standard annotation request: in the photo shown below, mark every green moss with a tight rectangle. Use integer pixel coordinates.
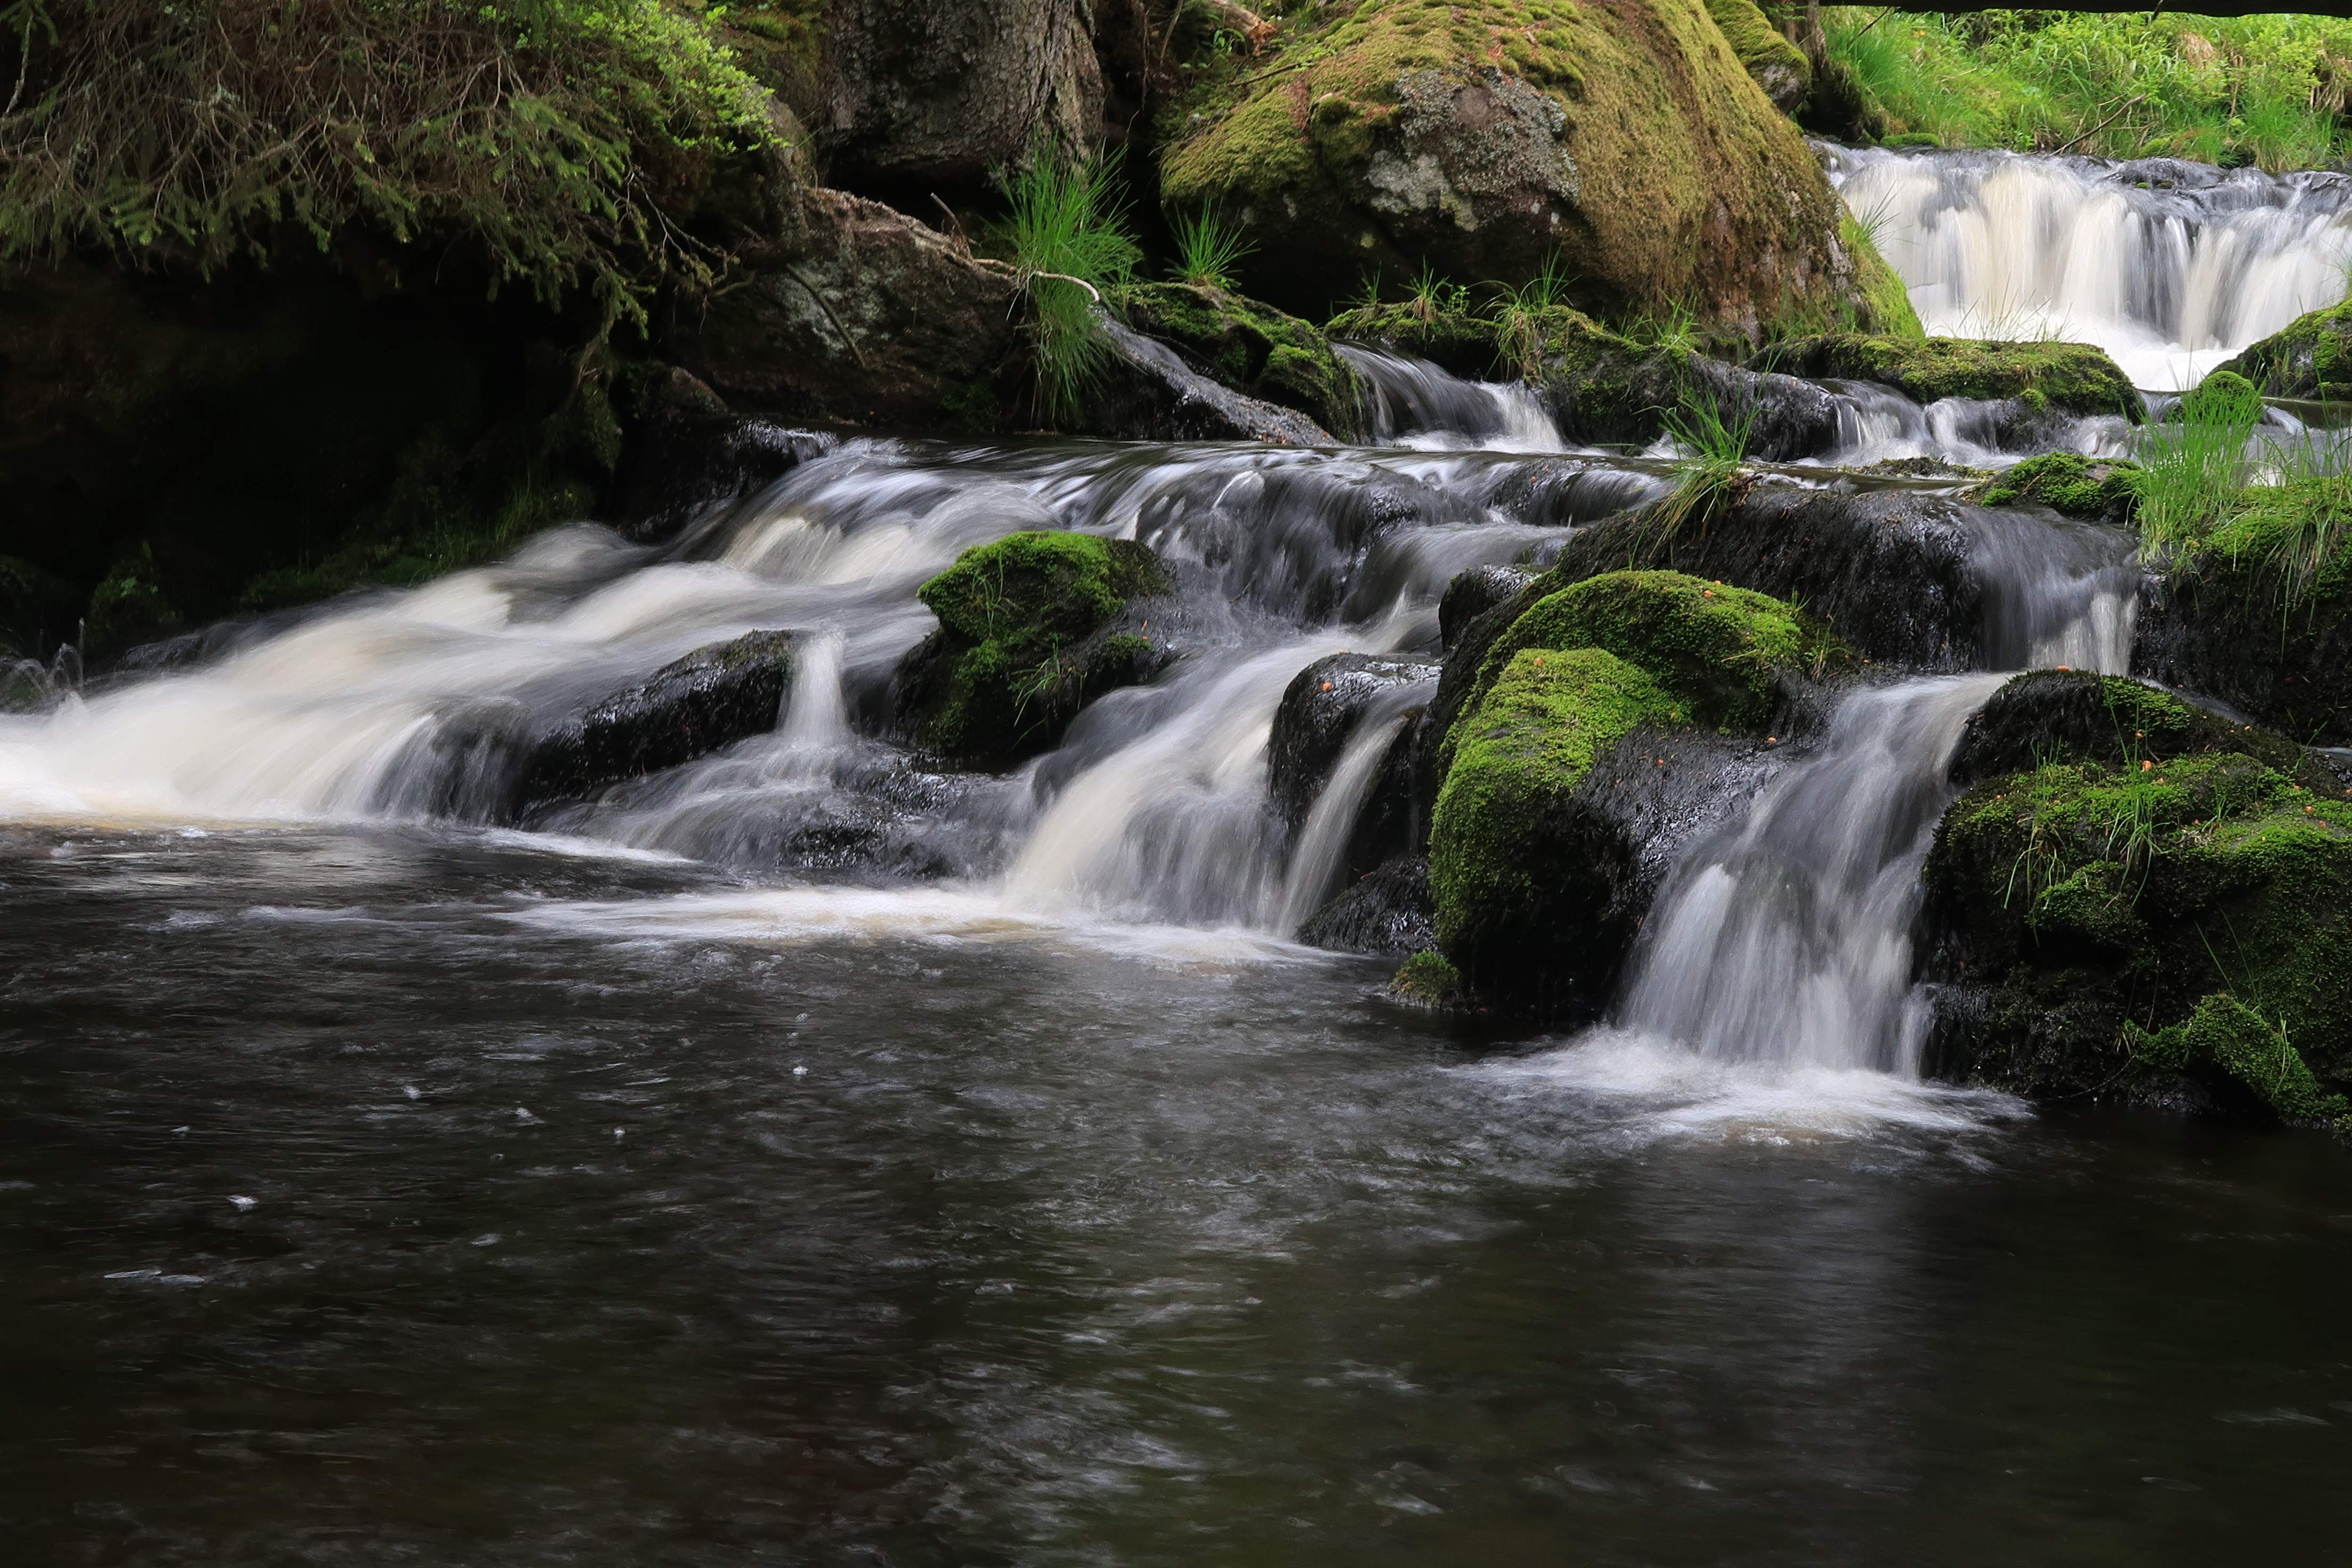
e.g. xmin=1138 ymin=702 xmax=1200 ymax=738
xmin=2217 ymin=296 xmax=2352 ymax=403
xmin=2178 ymin=994 xmax=2348 ymax=1124
xmin=1929 ymin=748 xmax=2352 ymax=1103
xmin=1976 ymin=453 xmax=2142 ymax=521
xmin=1429 ymin=646 xmax=1686 ymax=955
xmin=1113 ymin=282 xmax=1362 ymax=436
xmin=1438 ymin=570 xmax=1843 ymax=779
xmin=1766 ymin=333 xmax=2141 ymax=418
xmin=2176 ymin=475 xmax=2352 ymax=622
xmin=907 ymin=532 xmax=1171 ymax=765
xmin=1704 ymin=0 xmax=1808 ymax=104
xmin=1324 ymin=300 xmax=1511 ymax=377
xmin=1158 ymin=0 xmax=1854 ymax=326
xmin=1392 ymin=949 xmax=1466 ymax=1006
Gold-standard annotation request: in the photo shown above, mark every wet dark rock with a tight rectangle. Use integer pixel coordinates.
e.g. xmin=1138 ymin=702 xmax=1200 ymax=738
xmin=516 ymin=630 xmax=797 ymax=812
xmin=1439 ymin=566 xmax=1538 ymax=651
xmin=2136 ymin=563 xmax=2352 ymax=748
xmin=613 ymin=391 xmax=837 ymax=541
xmin=1270 ymin=653 xmax=1440 ymax=831
xmin=1084 ymin=319 xmax=1335 ymax=446
xmin=1299 ymin=856 xmax=1439 ymax=957
xmin=1109 ymin=283 xmax=1362 ymax=440
xmin=1541 ymin=351 xmax=1845 ymax=461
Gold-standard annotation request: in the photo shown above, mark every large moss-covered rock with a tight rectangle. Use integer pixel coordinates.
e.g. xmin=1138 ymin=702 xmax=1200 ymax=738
xmin=1766 ymin=334 xmax=2143 ymax=417
xmin=1429 ymin=646 xmax=1689 ymax=1015
xmin=1157 ymin=0 xmax=1872 ymax=334
xmin=1424 ymin=570 xmax=1842 ymax=1017
xmin=898 ymin=531 xmax=1172 ymax=766
xmin=2213 ymin=296 xmax=2352 ymax=402
xmin=2135 ymin=478 xmax=2352 ymax=745
xmin=1920 ymin=749 xmax=2352 ymax=1125
xmin=1113 ymin=283 xmax=1364 ymax=439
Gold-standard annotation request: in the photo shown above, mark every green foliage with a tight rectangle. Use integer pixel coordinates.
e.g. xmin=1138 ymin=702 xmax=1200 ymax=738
xmin=1488 ymin=251 xmax=1574 ymax=379
xmin=2134 ymin=371 xmax=2266 ymax=557
xmin=998 ymin=147 xmax=1142 ymax=425
xmin=1168 ymin=204 xmax=1253 ymax=292
xmin=0 ymin=1 xmax=778 ymax=320
xmin=1824 ymin=8 xmax=2352 ymax=171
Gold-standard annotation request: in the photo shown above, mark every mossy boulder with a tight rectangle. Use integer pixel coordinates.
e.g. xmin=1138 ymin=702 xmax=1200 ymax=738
xmin=1433 ymin=568 xmax=1843 ymax=781
xmin=1921 ymin=750 xmax=2352 ymax=1125
xmin=1766 ymin=334 xmax=2143 ymax=418
xmin=1157 ymin=0 xmax=1873 ymax=335
xmin=2135 ymin=477 xmax=2352 ymax=745
xmin=1424 ymin=571 xmax=1844 ymax=1017
xmin=1429 ymin=646 xmax=1690 ymax=1015
xmin=1974 ymin=452 xmax=2140 ymax=523
xmin=1704 ymin=0 xmax=1808 ymax=111
xmin=898 ymin=531 xmax=1172 ymax=766
xmin=1390 ymin=948 xmax=1468 ymax=1007
xmin=1113 ymin=283 xmax=1362 ymax=438
xmin=2212 ymin=296 xmax=2352 ymax=403
xmin=1840 ymin=213 xmax=1924 ymax=340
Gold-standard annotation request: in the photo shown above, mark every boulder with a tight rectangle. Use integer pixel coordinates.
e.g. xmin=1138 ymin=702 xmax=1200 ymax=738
xmin=1422 ymin=571 xmax=1842 ymax=1018
xmin=1156 ymin=0 xmax=1875 ymax=334
xmin=1270 ymin=652 xmax=1440 ymax=830
xmin=1765 ymin=334 xmax=2143 ymax=419
xmin=1920 ymin=745 xmax=2352 ymax=1126
xmin=1704 ymin=0 xmax=1809 ymax=112
xmin=897 ymin=531 xmax=1173 ymax=766
xmin=1303 ymin=855 xmax=1441 ymax=957
xmin=2213 ymin=296 xmax=2352 ymax=402
xmin=515 ymin=629 xmax=799 ymax=813
xmin=1439 ymin=565 xmax=1538 ymax=651
xmin=1086 ymin=318 xmax=1337 ymax=445
xmin=1946 ymin=670 xmax=2328 ymax=791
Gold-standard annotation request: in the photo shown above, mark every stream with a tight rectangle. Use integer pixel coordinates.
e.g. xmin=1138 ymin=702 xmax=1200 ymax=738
xmin=7 ymin=145 xmax=2352 ymax=1562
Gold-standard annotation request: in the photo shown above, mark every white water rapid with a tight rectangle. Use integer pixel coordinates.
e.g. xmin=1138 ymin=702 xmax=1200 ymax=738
xmin=1828 ymin=144 xmax=2352 ymax=390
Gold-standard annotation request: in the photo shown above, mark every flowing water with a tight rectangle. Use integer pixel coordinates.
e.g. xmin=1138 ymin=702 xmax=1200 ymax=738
xmin=9 ymin=149 xmax=2352 ymax=1562
xmin=1827 ymin=144 xmax=2352 ymax=390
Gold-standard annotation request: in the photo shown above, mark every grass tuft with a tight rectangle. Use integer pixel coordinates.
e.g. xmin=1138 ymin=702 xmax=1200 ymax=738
xmin=999 ymin=146 xmax=1141 ymax=426
xmin=1169 ymin=205 xmax=1253 ymax=292
xmin=2135 ymin=371 xmax=2266 ymax=557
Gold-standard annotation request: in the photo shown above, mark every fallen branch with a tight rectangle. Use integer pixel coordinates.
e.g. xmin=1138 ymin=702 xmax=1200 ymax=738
xmin=2054 ymin=93 xmax=2149 ymax=156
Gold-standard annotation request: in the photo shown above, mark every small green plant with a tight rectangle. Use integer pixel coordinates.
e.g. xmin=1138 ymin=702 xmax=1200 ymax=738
xmin=1488 ymin=251 xmax=1571 ymax=379
xmin=1169 ymin=204 xmax=1253 ymax=291
xmin=2134 ymin=371 xmax=2266 ymax=556
xmin=1631 ymin=299 xmax=1702 ymax=359
xmin=1651 ymin=386 xmax=1758 ymax=544
xmin=999 ymin=145 xmax=1142 ymax=425
xmin=1405 ymin=261 xmax=1470 ymax=323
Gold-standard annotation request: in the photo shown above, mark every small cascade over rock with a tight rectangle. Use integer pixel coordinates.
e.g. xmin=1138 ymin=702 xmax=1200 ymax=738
xmin=1827 ymin=145 xmax=2352 ymax=388
xmin=1336 ymin=344 xmax=1570 ymax=452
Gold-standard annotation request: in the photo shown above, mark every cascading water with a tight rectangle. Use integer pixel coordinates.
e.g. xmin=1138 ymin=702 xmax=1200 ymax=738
xmin=1608 ymin=513 xmax=2140 ymax=1074
xmin=1337 ymin=344 xmax=1571 ymax=452
xmin=1827 ymin=144 xmax=2352 ymax=389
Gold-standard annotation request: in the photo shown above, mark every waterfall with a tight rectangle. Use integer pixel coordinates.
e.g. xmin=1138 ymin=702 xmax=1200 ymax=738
xmin=1827 ymin=145 xmax=2352 ymax=389
xmin=1336 ymin=344 xmax=1570 ymax=452
xmin=1270 ymin=706 xmax=1416 ymax=935
xmin=1611 ymin=516 xmax=2139 ymax=1074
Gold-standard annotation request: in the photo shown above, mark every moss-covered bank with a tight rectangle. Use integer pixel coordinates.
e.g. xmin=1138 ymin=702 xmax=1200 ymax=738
xmin=2215 ymin=297 xmax=2352 ymax=404
xmin=1766 ymin=334 xmax=2142 ymax=418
